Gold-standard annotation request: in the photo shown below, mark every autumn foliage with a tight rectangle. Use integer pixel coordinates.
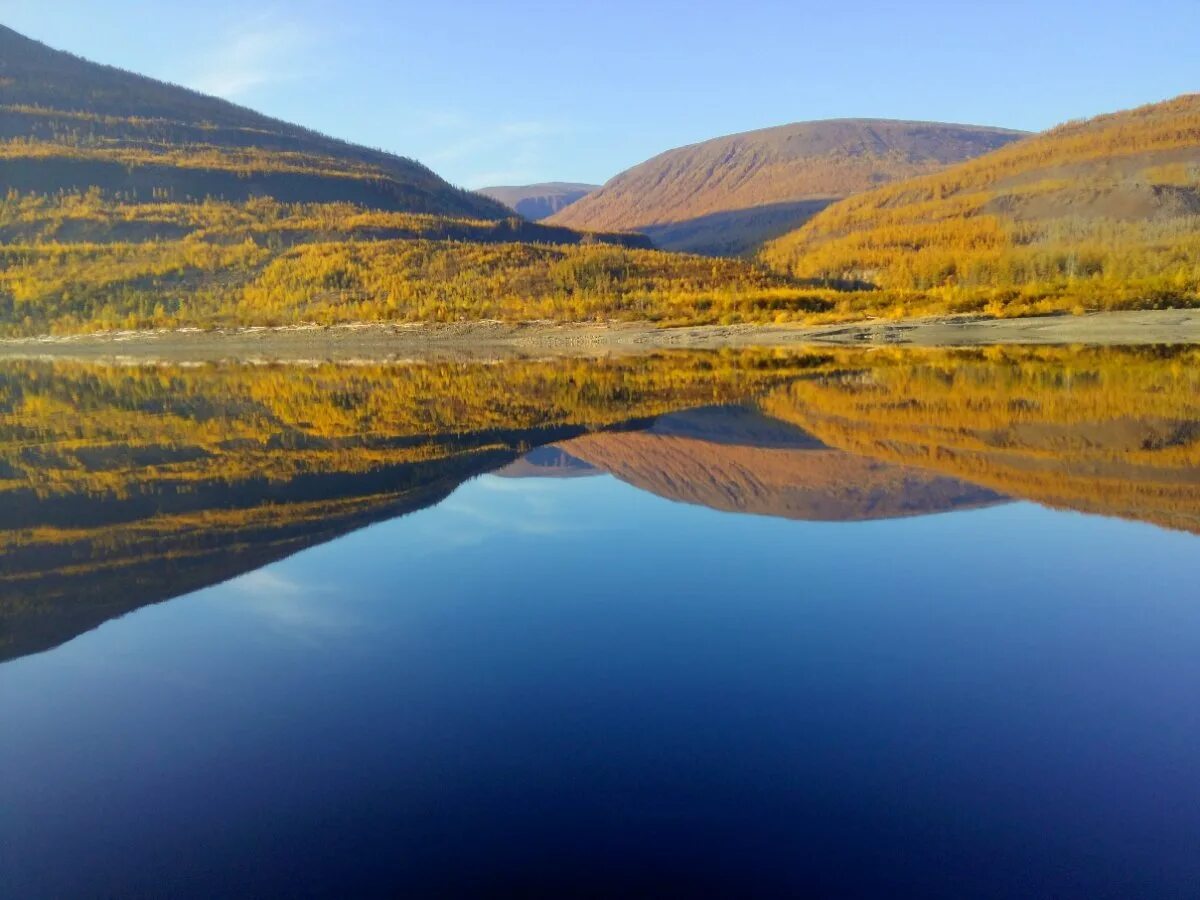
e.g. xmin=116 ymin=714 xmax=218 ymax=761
xmin=761 ymin=95 xmax=1200 ymax=319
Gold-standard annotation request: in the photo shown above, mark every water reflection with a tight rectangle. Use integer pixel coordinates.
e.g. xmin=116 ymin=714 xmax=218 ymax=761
xmin=2 ymin=345 xmax=1199 ymax=665
xmin=544 ymin=405 xmax=1004 ymax=521
xmin=4 ymin=345 xmax=1200 ymax=897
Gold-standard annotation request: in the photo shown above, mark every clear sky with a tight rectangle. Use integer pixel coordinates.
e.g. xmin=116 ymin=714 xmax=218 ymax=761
xmin=2 ymin=0 xmax=1197 ymax=188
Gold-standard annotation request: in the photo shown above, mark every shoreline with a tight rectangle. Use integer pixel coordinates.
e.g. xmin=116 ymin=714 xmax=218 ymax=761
xmin=0 ymin=309 xmax=1197 ymax=363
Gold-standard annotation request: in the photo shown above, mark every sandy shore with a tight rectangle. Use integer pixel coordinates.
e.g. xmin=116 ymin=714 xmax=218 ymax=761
xmin=1 ymin=309 xmax=1197 ymax=363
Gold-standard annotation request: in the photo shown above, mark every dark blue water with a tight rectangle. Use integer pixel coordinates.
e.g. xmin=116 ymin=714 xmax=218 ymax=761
xmin=3 ymin=471 xmax=1199 ymax=898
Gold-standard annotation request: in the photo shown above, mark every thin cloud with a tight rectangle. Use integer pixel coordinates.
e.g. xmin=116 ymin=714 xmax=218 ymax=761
xmin=436 ymin=475 xmax=604 ymax=536
xmin=420 ymin=118 xmax=576 ymax=188
xmin=425 ymin=121 xmax=562 ymax=164
xmin=225 ymin=569 xmax=357 ymax=643
xmin=187 ymin=12 xmax=315 ymax=99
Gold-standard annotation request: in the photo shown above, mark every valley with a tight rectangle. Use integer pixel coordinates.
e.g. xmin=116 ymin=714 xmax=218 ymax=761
xmin=0 ymin=24 xmax=1197 ymax=346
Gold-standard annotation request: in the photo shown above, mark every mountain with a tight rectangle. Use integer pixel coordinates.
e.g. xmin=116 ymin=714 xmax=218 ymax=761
xmin=546 ymin=119 xmax=1027 ymax=254
xmin=761 ymin=95 xmax=1200 ymax=319
xmin=0 ymin=24 xmax=507 ymax=218
xmin=477 ymin=182 xmax=598 ymax=220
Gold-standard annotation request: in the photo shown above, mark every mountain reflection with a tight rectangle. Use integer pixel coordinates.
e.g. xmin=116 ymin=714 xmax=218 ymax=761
xmin=545 ymin=405 xmax=1004 ymax=521
xmin=2 ymin=344 xmax=1199 ymax=663
xmin=762 ymin=346 xmax=1200 ymax=535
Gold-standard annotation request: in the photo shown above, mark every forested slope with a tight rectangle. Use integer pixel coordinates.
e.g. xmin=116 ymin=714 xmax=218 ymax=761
xmin=0 ymin=24 xmax=506 ymax=217
xmin=762 ymin=95 xmax=1200 ymax=319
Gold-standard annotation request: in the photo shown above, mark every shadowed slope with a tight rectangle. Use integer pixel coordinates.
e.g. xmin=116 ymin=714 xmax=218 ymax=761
xmin=635 ymin=200 xmax=837 ymax=255
xmin=0 ymin=25 xmax=507 ymax=218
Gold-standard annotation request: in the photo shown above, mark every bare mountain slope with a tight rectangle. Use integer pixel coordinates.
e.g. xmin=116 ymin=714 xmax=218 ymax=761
xmin=547 ymin=119 xmax=1027 ymax=254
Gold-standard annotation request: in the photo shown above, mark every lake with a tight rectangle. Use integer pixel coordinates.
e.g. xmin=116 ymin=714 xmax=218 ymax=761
xmin=2 ymin=345 xmax=1199 ymax=897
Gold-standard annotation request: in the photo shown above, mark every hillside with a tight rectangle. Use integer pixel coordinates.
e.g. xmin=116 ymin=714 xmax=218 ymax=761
xmin=0 ymin=24 xmax=507 ymax=218
xmin=762 ymin=95 xmax=1200 ymax=319
xmin=478 ymin=182 xmax=598 ymax=220
xmin=2 ymin=26 xmax=850 ymax=336
xmin=0 ymin=194 xmax=806 ymax=335
xmin=547 ymin=119 xmax=1026 ymax=254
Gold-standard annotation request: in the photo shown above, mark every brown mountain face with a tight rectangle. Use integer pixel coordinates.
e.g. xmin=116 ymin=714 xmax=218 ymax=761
xmin=546 ymin=119 xmax=1027 ymax=254
xmin=554 ymin=406 xmax=1006 ymax=521
xmin=477 ymin=183 xmax=598 ymax=220
xmin=0 ymin=25 xmax=509 ymax=218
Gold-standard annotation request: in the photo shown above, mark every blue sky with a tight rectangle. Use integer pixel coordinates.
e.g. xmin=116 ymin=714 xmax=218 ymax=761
xmin=2 ymin=0 xmax=1197 ymax=188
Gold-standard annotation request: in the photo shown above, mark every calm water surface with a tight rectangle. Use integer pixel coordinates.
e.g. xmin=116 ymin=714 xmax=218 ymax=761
xmin=1 ymin=345 xmax=1198 ymax=897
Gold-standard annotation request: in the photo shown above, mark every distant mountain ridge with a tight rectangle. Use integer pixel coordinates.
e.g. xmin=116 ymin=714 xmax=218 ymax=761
xmin=548 ymin=119 xmax=1027 ymax=254
xmin=478 ymin=182 xmax=598 ymax=220
xmin=0 ymin=24 xmax=508 ymax=218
